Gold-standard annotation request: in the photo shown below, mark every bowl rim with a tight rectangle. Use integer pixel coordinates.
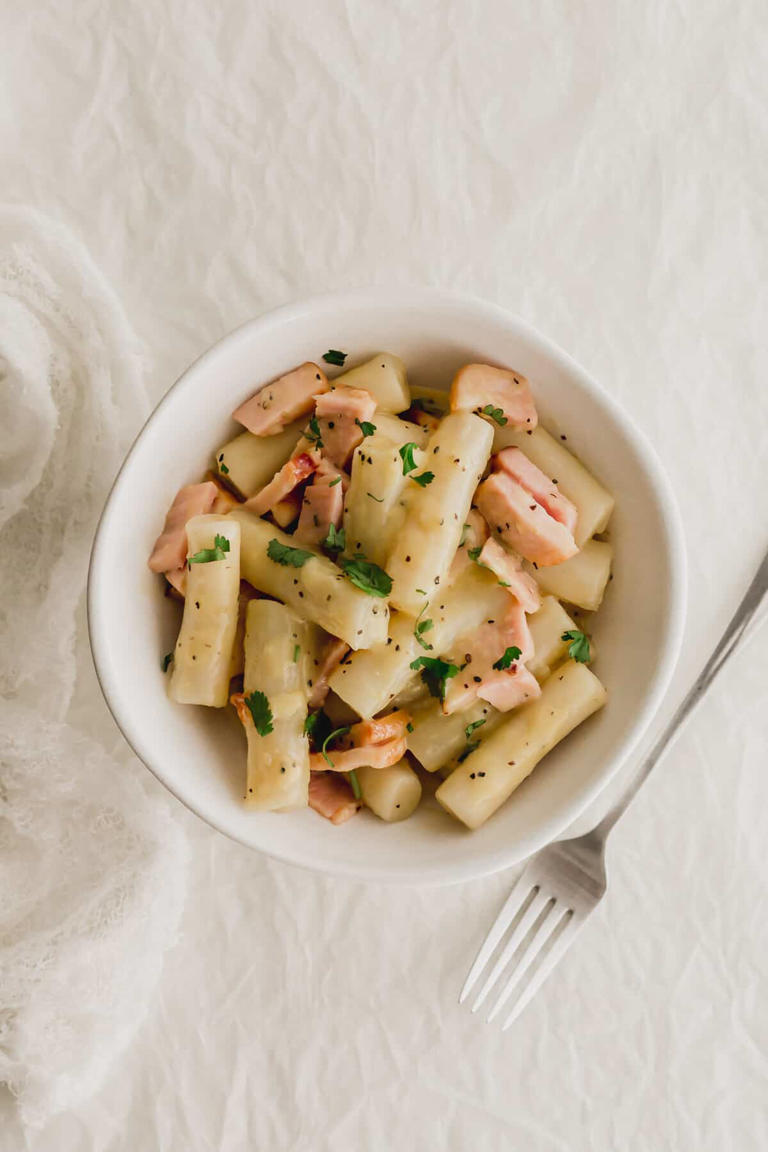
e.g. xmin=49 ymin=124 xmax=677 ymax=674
xmin=88 ymin=286 xmax=687 ymax=885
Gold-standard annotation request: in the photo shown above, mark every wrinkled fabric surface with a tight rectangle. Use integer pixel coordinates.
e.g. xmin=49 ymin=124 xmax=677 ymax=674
xmin=2 ymin=0 xmax=768 ymax=1148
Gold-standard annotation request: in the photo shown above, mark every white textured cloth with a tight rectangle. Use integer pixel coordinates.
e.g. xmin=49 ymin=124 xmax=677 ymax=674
xmin=0 ymin=209 xmax=188 ymax=1127
xmin=2 ymin=1 xmax=768 ymax=1149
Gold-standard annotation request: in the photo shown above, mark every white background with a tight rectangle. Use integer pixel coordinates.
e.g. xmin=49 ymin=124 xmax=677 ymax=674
xmin=3 ymin=1 xmax=768 ymax=1148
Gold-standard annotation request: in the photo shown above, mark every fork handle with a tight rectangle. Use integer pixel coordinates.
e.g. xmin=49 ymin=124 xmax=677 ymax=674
xmin=593 ymin=544 xmax=768 ymax=840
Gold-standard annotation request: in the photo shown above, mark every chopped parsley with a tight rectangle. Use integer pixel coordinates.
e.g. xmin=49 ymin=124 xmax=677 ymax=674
xmin=399 ymin=441 xmax=419 ymax=475
xmin=367 ymin=492 xmax=384 ymax=502
xmin=340 ymin=555 xmax=392 ymax=597
xmin=323 ymin=523 xmax=345 ymax=554
xmin=245 ymin=690 xmax=273 ymax=736
xmin=304 ymin=414 xmax=324 ymax=449
xmin=304 ymin=709 xmax=333 ymax=746
xmin=414 ymin=605 xmax=434 ymax=651
xmin=409 ymin=655 xmax=459 ymax=701
xmin=348 ymin=769 xmax=361 ymax=799
xmin=562 ymin=630 xmax=591 ymax=663
xmin=321 ymin=725 xmax=350 ymax=768
xmin=406 ymin=721 xmax=414 ymax=734
xmin=161 ymin=652 xmax=173 ymax=673
xmin=481 ymin=404 xmax=508 ymax=426
xmin=355 ymin=418 xmax=376 ymax=438
xmin=219 ymin=462 xmax=230 ymax=475
xmin=492 ymin=646 xmax=522 ymax=671
xmin=292 ymin=644 xmax=300 ymax=663
xmin=328 ymin=475 xmax=342 ymax=487
xmin=411 ymin=471 xmax=435 ymax=487
xmin=189 ymin=534 xmax=231 ymax=564
xmin=415 ymin=588 xmax=427 ymax=596
xmin=322 ymin=349 xmax=347 ymax=367
xmin=464 ymin=718 xmax=486 ymax=741
xmin=267 ymin=538 xmax=314 ymax=567
xmin=467 ymin=546 xmax=482 ymax=562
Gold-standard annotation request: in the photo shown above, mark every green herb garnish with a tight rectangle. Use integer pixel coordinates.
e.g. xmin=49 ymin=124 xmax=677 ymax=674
xmin=492 ymin=646 xmax=522 ymax=671
xmin=220 ymin=462 xmax=230 ymax=475
xmin=267 ymin=538 xmax=314 ymax=568
xmin=321 ymin=725 xmax=350 ymax=768
xmin=409 ymin=655 xmax=459 ymax=701
xmin=561 ymin=630 xmax=591 ymax=663
xmin=328 ymin=475 xmax=342 ymax=487
xmin=162 ymin=652 xmax=173 ymax=673
xmin=464 ymin=718 xmax=486 ymax=741
xmin=399 ymin=442 xmax=419 ymax=475
xmin=323 ymin=523 xmax=345 ymax=554
xmin=406 ymin=721 xmax=414 ymax=734
xmin=304 ymin=414 xmax=324 ymax=449
xmin=304 ymin=709 xmax=333 ymax=746
xmin=348 ymin=769 xmax=361 ymax=799
xmin=415 ymin=588 xmax=427 ymax=596
xmin=414 ymin=604 xmax=434 ymax=651
xmin=467 ymin=546 xmax=482 ymax=562
xmin=367 ymin=492 xmax=384 ymax=502
xmin=245 ymin=690 xmax=273 ymax=736
xmin=189 ymin=534 xmax=231 ymax=564
xmin=481 ymin=404 xmax=508 ymax=427
xmin=355 ymin=418 xmax=376 ymax=438
xmin=340 ymin=555 xmax=392 ymax=598
xmin=322 ymin=349 xmax=347 ymax=367
xmin=292 ymin=644 xmax=300 ymax=663
xmin=412 ymin=471 xmax=434 ymax=487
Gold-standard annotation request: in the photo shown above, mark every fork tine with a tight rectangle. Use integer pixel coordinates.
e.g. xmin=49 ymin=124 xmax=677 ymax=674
xmin=471 ymin=886 xmax=552 ymax=1013
xmin=459 ymin=871 xmax=537 ymax=1005
xmin=486 ymin=903 xmax=569 ymax=1023
xmin=500 ymin=912 xmax=583 ymax=1030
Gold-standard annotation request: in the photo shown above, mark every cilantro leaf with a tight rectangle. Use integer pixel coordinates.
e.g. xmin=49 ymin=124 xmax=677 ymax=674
xmin=245 ymin=690 xmax=273 ymax=736
xmin=267 ymin=538 xmax=314 ymax=568
xmin=409 ymin=655 xmax=459 ymax=701
xmin=399 ymin=442 xmax=419 ymax=475
xmin=348 ymin=769 xmax=361 ymax=799
xmin=355 ymin=418 xmax=376 ymax=438
xmin=340 ymin=556 xmax=392 ymax=597
xmin=481 ymin=404 xmax=508 ymax=427
xmin=189 ymin=534 xmax=231 ymax=564
xmin=561 ymin=630 xmax=591 ymax=663
xmin=322 ymin=349 xmax=347 ymax=367
xmin=321 ymin=725 xmax=350 ymax=768
xmin=304 ymin=414 xmax=324 ymax=449
xmin=162 ymin=652 xmax=173 ymax=673
xmin=492 ymin=646 xmax=522 ymax=671
xmin=412 ymin=471 xmax=434 ymax=488
xmin=304 ymin=709 xmax=333 ymax=747
xmin=219 ymin=462 xmax=230 ymax=475
xmin=323 ymin=523 xmax=345 ymax=554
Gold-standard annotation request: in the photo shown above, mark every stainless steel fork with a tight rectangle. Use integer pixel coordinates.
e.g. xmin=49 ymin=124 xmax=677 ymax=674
xmin=461 ymin=545 xmax=768 ymax=1030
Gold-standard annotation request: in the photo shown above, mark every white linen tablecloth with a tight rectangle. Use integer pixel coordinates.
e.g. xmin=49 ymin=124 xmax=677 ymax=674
xmin=2 ymin=1 xmax=768 ymax=1148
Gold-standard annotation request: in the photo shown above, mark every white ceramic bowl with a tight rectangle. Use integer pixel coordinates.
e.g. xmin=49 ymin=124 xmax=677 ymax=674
xmin=88 ymin=288 xmax=686 ymax=885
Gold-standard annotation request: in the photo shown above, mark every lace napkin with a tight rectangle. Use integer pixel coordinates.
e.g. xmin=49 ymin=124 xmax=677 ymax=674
xmin=0 ymin=207 xmax=188 ymax=1127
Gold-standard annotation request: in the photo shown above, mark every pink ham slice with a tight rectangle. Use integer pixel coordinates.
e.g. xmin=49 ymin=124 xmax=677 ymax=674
xmin=308 ymin=772 xmax=360 ymax=825
xmin=233 ymin=363 xmax=329 ymax=436
xmin=477 ymin=537 xmax=541 ymax=614
xmin=444 ymin=601 xmax=537 ymax=714
xmin=309 ymin=735 xmax=407 ymax=774
xmin=475 ymin=471 xmax=578 ymax=567
xmin=271 ymin=490 xmax=304 ymax=528
xmin=295 ymin=471 xmax=345 ymax=549
xmin=312 ymin=387 xmax=377 ymax=469
xmin=148 ymin=481 xmax=218 ymax=574
xmin=495 ymin=447 xmax=577 ymax=534
xmin=477 ymin=663 xmax=541 ymax=712
xmin=308 ymin=637 xmax=350 ymax=710
xmin=345 ymin=709 xmax=411 ymax=748
xmin=244 ymin=450 xmax=320 ymax=516
xmin=450 ymin=364 xmax=538 ymax=430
